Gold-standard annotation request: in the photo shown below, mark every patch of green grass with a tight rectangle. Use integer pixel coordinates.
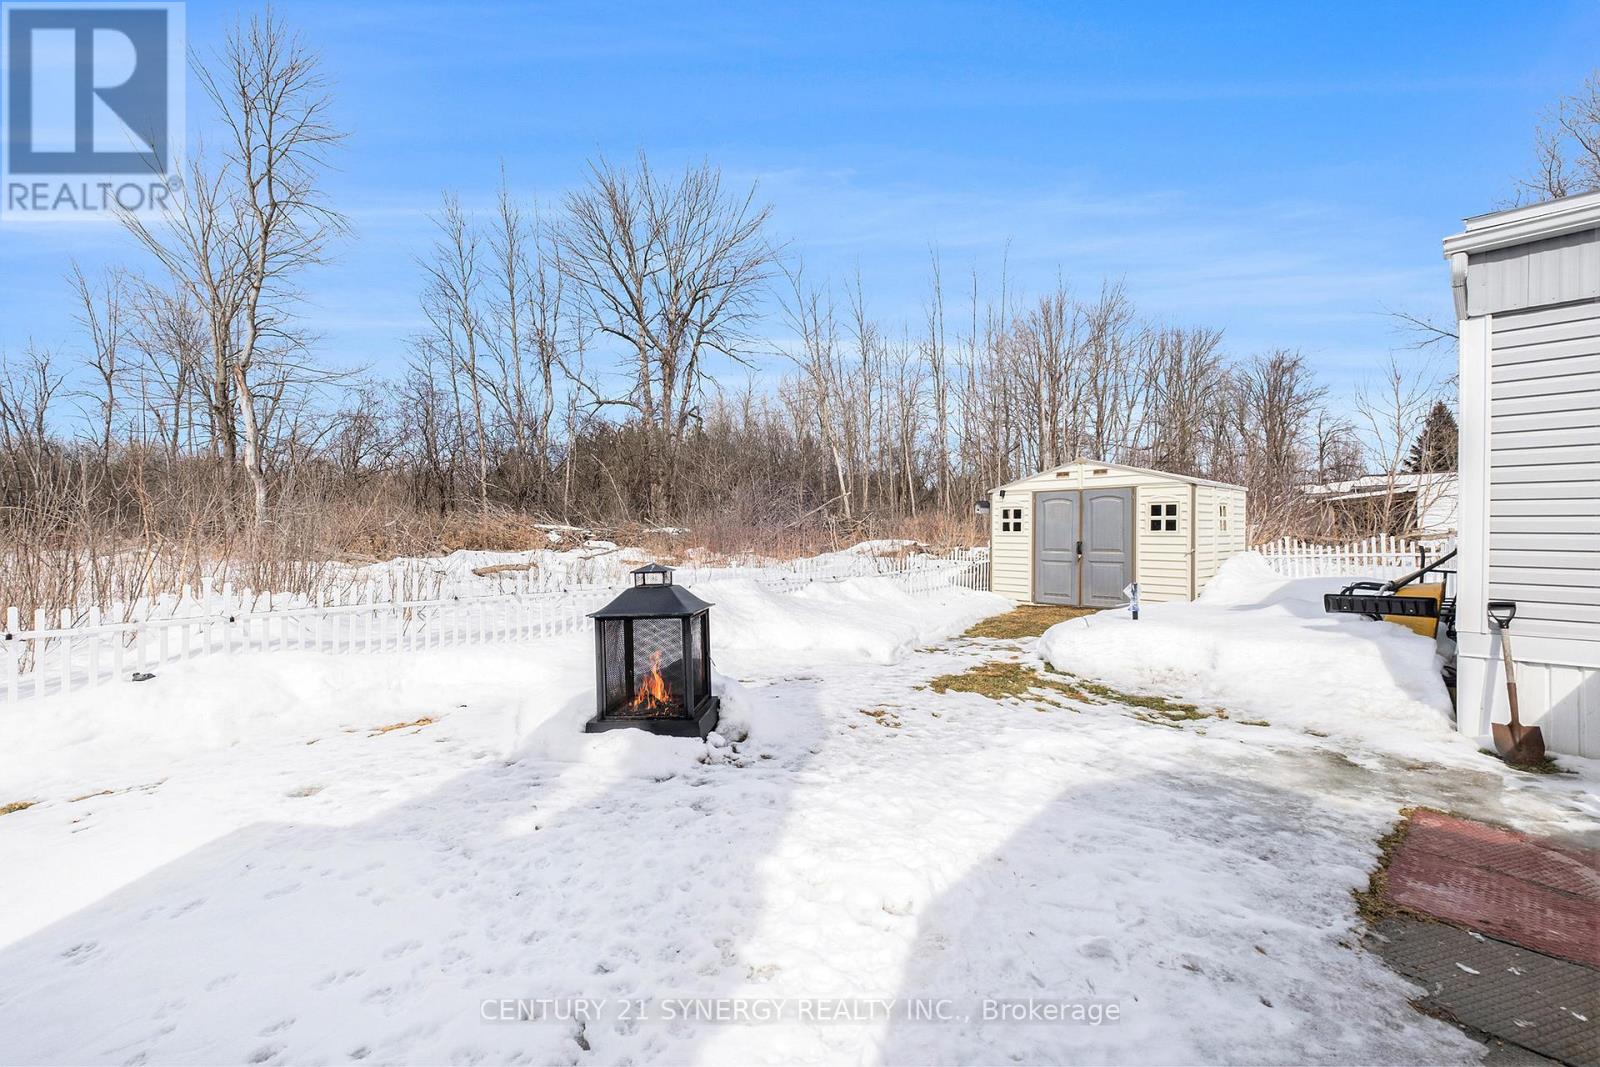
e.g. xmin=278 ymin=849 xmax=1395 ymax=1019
xmin=0 ymin=800 xmax=37 ymax=817
xmin=926 ymin=660 xmax=1093 ymax=704
xmin=962 ymin=604 xmax=1096 ymax=640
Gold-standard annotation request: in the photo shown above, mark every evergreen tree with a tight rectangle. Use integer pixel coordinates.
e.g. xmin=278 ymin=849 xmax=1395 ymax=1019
xmin=1406 ymin=400 xmax=1458 ymax=473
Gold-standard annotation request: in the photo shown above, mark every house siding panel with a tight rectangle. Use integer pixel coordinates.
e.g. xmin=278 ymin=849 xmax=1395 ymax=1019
xmin=1466 ymin=229 xmax=1600 ymax=315
xmin=1487 ymin=301 xmax=1600 ymax=643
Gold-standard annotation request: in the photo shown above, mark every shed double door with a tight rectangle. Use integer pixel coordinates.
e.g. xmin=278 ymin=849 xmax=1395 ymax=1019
xmin=1033 ymin=489 xmax=1133 ymax=607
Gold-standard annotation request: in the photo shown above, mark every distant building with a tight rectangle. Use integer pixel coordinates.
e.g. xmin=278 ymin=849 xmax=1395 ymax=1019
xmin=1302 ymin=472 xmax=1458 ymax=540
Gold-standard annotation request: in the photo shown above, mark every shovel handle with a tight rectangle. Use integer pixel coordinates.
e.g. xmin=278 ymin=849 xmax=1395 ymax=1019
xmin=1498 ymin=626 xmax=1522 ymax=731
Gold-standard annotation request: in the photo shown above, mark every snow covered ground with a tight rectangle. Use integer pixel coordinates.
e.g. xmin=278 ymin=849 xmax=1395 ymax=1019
xmin=0 ymin=567 xmax=1595 ymax=1065
xmin=1042 ymin=555 xmax=1479 ymax=762
xmin=350 ymin=537 xmax=936 ymax=600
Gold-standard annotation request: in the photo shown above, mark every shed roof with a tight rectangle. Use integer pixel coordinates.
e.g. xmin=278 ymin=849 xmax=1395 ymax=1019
xmin=992 ymin=458 xmax=1246 ymax=493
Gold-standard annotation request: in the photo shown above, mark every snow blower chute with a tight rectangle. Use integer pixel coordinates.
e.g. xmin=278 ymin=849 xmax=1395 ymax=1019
xmin=1322 ymin=547 xmax=1457 ymax=640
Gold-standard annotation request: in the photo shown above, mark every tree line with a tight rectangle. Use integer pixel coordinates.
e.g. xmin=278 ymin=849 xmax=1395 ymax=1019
xmin=3 ymin=10 xmax=1505 ymax=620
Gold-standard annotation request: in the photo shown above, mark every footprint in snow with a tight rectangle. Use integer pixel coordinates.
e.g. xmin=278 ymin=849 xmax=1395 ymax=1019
xmin=381 ymin=939 xmax=422 ymax=960
xmin=313 ymin=968 xmax=364 ymax=990
xmin=60 ymin=941 xmax=98 ymax=963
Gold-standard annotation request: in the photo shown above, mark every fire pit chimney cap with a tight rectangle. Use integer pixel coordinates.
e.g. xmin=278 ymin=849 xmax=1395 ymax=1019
xmin=631 ymin=562 xmax=675 ymax=586
xmin=591 ymin=565 xmax=713 ymax=619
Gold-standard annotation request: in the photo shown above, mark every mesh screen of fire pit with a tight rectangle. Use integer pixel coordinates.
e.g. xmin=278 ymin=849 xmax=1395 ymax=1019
xmin=622 ymin=618 xmax=684 ymax=719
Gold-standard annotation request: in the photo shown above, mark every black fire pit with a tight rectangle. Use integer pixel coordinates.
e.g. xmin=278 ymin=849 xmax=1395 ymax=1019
xmin=587 ymin=564 xmax=719 ymax=737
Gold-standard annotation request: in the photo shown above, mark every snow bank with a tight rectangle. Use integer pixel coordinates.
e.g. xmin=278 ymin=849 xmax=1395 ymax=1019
xmin=2 ymin=578 xmax=1005 ymax=796
xmin=706 ymin=575 xmax=998 ymax=668
xmin=1037 ymin=555 xmax=1461 ymax=755
xmin=0 ymin=641 xmax=591 ymax=790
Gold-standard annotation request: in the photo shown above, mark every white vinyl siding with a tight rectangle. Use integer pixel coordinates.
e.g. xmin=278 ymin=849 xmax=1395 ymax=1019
xmin=1448 ymin=192 xmax=1600 ymax=759
xmin=1466 ymin=228 xmax=1600 ymax=315
xmin=989 ymin=492 xmax=1033 ymax=599
xmin=1135 ymin=487 xmax=1191 ymax=602
xmin=1487 ymin=300 xmax=1600 ymax=640
xmin=1193 ymin=485 xmax=1247 ymax=595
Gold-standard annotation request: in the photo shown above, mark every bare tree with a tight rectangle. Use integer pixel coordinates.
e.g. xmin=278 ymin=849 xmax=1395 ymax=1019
xmin=128 ymin=282 xmax=208 ymax=458
xmin=780 ymin=264 xmax=852 ymax=519
xmin=1520 ymin=71 xmax=1600 ymax=202
xmin=1136 ymin=325 xmax=1226 ymax=475
xmin=558 ymin=153 xmax=774 ymax=514
xmin=1353 ymin=353 xmax=1443 ymax=535
xmin=481 ymin=173 xmax=566 ymax=506
xmin=1237 ymin=349 xmax=1325 ymax=534
xmin=121 ymin=9 xmax=346 ymax=525
xmin=924 ymin=249 xmax=951 ymax=510
xmin=68 ymin=263 xmax=130 ymax=461
xmin=419 ymin=192 xmax=492 ymax=511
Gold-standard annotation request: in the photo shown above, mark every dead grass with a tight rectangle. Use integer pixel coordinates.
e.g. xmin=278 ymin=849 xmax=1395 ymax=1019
xmin=1354 ymin=809 xmax=1422 ymax=923
xmin=857 ymin=706 xmax=904 ymax=729
xmin=962 ymin=604 xmax=1097 ymax=640
xmin=926 ymin=660 xmax=1233 ymax=730
xmin=68 ymin=778 xmax=166 ymax=804
xmin=926 ymin=660 xmax=1094 ymax=704
xmin=369 ymin=716 xmax=435 ymax=736
xmin=1049 ymin=672 xmax=1222 ymax=723
xmin=1478 ymin=749 xmax=1571 ymax=775
xmin=471 ymin=562 xmax=534 ymax=577
xmin=0 ymin=800 xmax=37 ymax=817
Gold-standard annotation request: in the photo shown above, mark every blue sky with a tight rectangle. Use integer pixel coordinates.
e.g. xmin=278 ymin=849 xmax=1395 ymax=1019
xmin=4 ymin=0 xmax=1599 ymax=404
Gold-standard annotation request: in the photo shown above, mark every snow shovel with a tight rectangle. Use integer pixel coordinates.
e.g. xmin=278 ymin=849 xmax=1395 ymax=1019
xmin=1488 ymin=601 xmax=1545 ymax=766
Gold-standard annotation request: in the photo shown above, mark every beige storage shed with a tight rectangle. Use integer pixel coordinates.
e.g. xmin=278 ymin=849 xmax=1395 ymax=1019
xmin=987 ymin=459 xmax=1248 ymax=606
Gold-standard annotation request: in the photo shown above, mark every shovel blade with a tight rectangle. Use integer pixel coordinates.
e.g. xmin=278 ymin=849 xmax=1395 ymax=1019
xmin=1492 ymin=722 xmax=1546 ymax=766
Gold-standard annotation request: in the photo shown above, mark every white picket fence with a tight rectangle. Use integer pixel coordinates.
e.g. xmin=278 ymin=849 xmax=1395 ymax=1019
xmin=1252 ymin=536 xmax=1453 ymax=579
xmin=0 ymin=548 xmax=990 ymax=704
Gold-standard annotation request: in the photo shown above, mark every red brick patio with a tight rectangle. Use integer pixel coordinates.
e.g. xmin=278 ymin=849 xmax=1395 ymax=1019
xmin=1383 ymin=809 xmax=1600 ymax=968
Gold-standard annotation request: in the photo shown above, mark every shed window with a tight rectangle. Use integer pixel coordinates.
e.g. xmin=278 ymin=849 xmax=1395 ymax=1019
xmin=1218 ymin=504 xmax=1228 ymax=532
xmin=1149 ymin=502 xmax=1178 ymax=533
xmin=999 ymin=507 xmax=1024 ymax=533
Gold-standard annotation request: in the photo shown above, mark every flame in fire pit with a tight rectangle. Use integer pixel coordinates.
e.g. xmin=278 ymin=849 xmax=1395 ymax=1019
xmin=631 ymin=649 xmax=671 ymax=712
